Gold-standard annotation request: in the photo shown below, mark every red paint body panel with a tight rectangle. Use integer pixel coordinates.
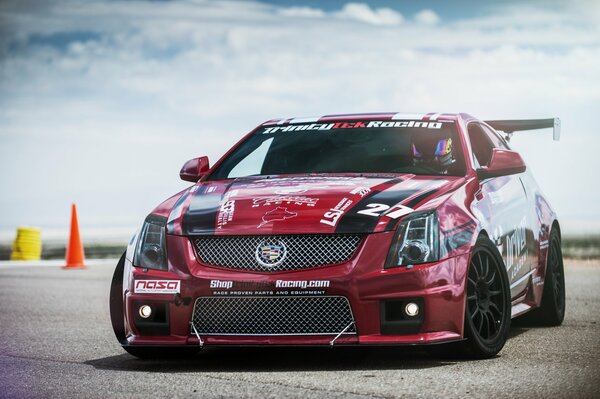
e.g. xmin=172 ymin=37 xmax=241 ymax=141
xmin=170 ymin=174 xmax=460 ymax=236
xmin=124 ymin=234 xmax=469 ymax=346
xmin=121 ymin=112 xmax=559 ymax=348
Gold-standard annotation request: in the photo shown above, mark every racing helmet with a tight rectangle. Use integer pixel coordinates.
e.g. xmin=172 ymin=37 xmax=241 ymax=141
xmin=412 ymin=134 xmax=455 ymax=171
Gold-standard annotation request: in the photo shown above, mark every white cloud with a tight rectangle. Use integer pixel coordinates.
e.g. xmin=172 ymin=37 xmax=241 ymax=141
xmin=414 ymin=9 xmax=440 ymax=25
xmin=335 ymin=3 xmax=403 ymax=26
xmin=279 ymin=6 xmax=325 ymax=18
xmin=0 ymin=0 xmax=599 ymax=237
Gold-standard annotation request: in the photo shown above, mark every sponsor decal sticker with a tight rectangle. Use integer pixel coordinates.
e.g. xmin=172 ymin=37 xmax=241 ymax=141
xmin=365 ymin=121 xmax=442 ymax=129
xmin=210 ymin=280 xmax=234 ymax=289
xmin=262 ymin=120 xmax=442 ymax=134
xmin=356 ymin=203 xmax=414 ymax=219
xmin=275 ymin=280 xmax=330 ymax=289
xmin=320 ymin=197 xmax=353 ymax=227
xmin=235 ymin=176 xmax=367 ymax=189
xmin=350 ymin=186 xmax=371 ymax=197
xmin=507 ymin=216 xmax=528 ymax=280
xmin=209 ymin=280 xmax=331 ymax=296
xmin=216 ymin=200 xmax=236 ymax=229
xmin=491 ymin=225 xmax=504 ymax=252
xmin=274 ymin=187 xmax=309 ymax=195
xmin=258 ymin=207 xmax=298 ymax=228
xmin=252 ymin=195 xmax=318 ymax=208
xmin=134 ymin=280 xmax=180 ymax=294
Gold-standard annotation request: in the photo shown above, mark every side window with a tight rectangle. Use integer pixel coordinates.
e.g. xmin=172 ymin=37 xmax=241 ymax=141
xmin=467 ymin=123 xmax=495 ymax=167
xmin=481 ymin=124 xmax=510 ymax=150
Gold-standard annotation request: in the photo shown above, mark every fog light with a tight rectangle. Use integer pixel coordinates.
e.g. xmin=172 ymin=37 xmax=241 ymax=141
xmin=139 ymin=305 xmax=152 ymax=319
xmin=405 ymin=302 xmax=419 ymax=317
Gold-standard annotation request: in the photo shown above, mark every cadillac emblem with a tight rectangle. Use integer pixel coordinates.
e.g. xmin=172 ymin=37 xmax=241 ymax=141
xmin=255 ymin=239 xmax=287 ymax=268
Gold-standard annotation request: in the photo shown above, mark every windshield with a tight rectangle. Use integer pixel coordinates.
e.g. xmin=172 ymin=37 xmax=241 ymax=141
xmin=208 ymin=120 xmax=465 ymax=180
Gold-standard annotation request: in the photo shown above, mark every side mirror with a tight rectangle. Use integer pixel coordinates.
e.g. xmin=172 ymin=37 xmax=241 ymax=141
xmin=180 ymin=156 xmax=210 ymax=182
xmin=477 ymin=149 xmax=526 ymax=179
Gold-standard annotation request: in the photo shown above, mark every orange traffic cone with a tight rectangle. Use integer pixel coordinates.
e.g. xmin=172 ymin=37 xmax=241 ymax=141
xmin=64 ymin=203 xmax=86 ymax=269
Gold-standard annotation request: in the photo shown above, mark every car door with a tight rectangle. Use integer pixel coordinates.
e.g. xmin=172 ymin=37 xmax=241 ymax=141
xmin=468 ymin=122 xmax=534 ymax=299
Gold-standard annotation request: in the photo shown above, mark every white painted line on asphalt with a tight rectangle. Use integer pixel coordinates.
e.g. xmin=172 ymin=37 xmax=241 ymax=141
xmin=0 ymin=259 xmax=118 ymax=269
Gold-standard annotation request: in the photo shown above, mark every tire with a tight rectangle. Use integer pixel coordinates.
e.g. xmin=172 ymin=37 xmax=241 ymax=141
xmin=109 ymin=252 xmax=127 ymax=344
xmin=515 ymin=229 xmax=565 ymax=326
xmin=122 ymin=346 xmax=200 ymax=359
xmin=460 ymin=235 xmax=512 ymax=358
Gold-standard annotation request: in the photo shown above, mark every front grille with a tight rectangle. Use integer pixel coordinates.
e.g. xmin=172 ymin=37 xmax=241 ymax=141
xmin=191 ymin=296 xmax=356 ymax=335
xmin=193 ymin=234 xmax=362 ymax=272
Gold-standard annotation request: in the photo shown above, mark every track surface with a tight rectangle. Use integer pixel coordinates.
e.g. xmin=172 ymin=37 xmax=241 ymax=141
xmin=0 ymin=260 xmax=598 ymax=398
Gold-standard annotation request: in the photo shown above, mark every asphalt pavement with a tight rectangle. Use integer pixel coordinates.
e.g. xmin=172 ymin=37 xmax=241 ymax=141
xmin=0 ymin=259 xmax=598 ymax=398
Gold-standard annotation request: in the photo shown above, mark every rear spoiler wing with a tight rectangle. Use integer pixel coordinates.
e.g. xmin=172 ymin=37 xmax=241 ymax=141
xmin=484 ymin=118 xmax=561 ymax=141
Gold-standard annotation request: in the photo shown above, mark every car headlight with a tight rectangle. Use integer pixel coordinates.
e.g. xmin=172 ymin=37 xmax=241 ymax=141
xmin=134 ymin=215 xmax=168 ymax=270
xmin=385 ymin=210 xmax=439 ymax=268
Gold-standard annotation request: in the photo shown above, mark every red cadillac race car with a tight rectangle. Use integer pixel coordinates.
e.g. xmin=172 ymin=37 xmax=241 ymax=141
xmin=110 ymin=112 xmax=565 ymax=359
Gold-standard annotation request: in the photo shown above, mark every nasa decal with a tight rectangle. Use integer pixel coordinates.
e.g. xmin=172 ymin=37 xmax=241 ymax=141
xmin=134 ymin=280 xmax=180 ymax=294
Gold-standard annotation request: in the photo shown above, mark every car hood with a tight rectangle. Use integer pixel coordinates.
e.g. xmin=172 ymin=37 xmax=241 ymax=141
xmin=167 ymin=174 xmax=457 ymax=236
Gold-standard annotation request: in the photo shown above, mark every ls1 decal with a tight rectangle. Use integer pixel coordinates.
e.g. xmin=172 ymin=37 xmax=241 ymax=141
xmin=134 ymin=280 xmax=181 ymax=294
xmin=320 ymin=198 xmax=354 ymax=227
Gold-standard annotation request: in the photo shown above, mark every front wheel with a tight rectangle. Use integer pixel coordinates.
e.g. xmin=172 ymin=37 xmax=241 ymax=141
xmin=109 ymin=252 xmax=127 ymax=344
xmin=461 ymin=236 xmax=512 ymax=358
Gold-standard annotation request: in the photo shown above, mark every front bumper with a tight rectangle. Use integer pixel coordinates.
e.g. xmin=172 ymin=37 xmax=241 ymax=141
xmin=123 ymin=232 xmax=469 ymax=347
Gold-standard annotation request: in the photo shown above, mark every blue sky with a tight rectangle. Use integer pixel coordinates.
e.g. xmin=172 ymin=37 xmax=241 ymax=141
xmin=0 ymin=0 xmax=599 ymax=241
xmin=259 ymin=0 xmax=485 ymax=19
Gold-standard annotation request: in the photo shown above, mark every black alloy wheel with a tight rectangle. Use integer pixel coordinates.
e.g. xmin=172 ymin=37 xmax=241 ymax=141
xmin=514 ymin=228 xmax=565 ymax=326
xmin=467 ymin=250 xmax=505 ymax=340
xmin=547 ymin=232 xmax=566 ymax=323
xmin=462 ymin=236 xmax=511 ymax=358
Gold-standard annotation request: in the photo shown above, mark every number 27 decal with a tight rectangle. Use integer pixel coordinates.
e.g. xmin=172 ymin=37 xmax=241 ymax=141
xmin=357 ymin=203 xmax=414 ymax=219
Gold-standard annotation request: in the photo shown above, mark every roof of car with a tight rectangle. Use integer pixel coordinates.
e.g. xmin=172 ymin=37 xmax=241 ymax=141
xmin=262 ymin=112 xmax=471 ymax=126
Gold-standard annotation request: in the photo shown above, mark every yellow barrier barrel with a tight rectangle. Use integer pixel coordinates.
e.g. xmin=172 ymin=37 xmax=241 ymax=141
xmin=10 ymin=227 xmax=42 ymax=261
